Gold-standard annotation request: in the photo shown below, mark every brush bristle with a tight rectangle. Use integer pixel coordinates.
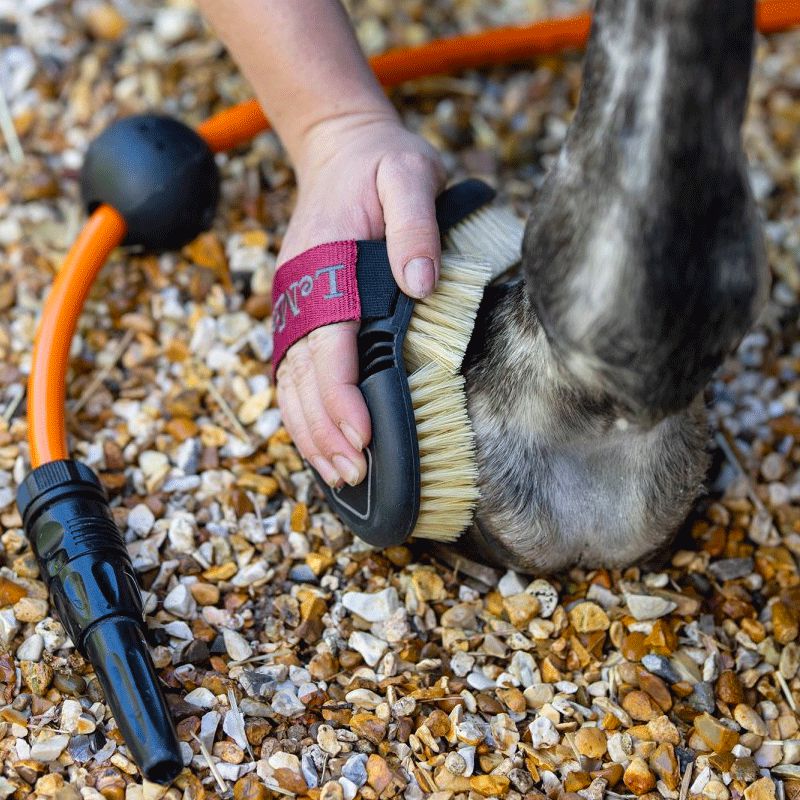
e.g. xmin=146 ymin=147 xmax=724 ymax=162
xmin=404 ymin=254 xmax=492 ymax=374
xmin=400 ymin=200 xmax=523 ymax=542
xmin=407 ymin=363 xmax=479 ymax=542
xmin=444 ymin=205 xmax=524 ymax=280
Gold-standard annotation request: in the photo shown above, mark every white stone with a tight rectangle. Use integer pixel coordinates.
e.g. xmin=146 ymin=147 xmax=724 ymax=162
xmin=348 ymin=631 xmax=388 ymax=667
xmin=60 ymin=699 xmax=83 ymax=733
xmin=154 ymin=7 xmax=194 ymax=44
xmin=185 ymin=688 xmax=216 ymax=709
xmin=342 ymin=587 xmax=400 ymax=622
xmin=127 ymin=504 xmax=155 ymax=537
xmin=30 ymin=734 xmax=69 ymax=762
xmin=528 ymin=716 xmax=560 ymax=749
xmin=199 ymin=710 xmax=220 ymax=752
xmin=526 ymin=579 xmax=559 ymax=618
xmin=0 ymin=609 xmax=19 ymax=646
xmin=607 ymin=732 xmax=632 ymax=764
xmin=268 ymin=752 xmax=300 ymax=773
xmin=755 ymin=743 xmax=783 ymax=768
xmin=459 ymin=746 xmax=476 ymax=777
xmin=271 ymin=689 xmax=305 ymax=717
xmin=16 ymin=634 xmax=44 ymax=662
xmin=223 ymin=628 xmax=253 ymax=662
xmin=164 ymin=620 xmax=193 ymax=640
xmin=139 ymin=450 xmax=169 ymax=479
xmin=509 ymin=651 xmax=541 ymax=688
xmin=35 ymin=618 xmax=67 ymax=651
xmin=498 ymin=570 xmax=527 ymax=597
xmin=340 ymin=778 xmax=357 ymax=800
xmin=450 ymin=650 xmax=475 ymax=677
xmin=623 ymin=593 xmax=677 ymax=621
xmin=167 ymin=513 xmax=196 ymax=553
xmin=163 ymin=584 xmax=196 ymax=618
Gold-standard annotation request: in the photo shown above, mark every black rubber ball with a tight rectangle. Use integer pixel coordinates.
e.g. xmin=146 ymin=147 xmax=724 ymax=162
xmin=80 ymin=114 xmax=220 ymax=251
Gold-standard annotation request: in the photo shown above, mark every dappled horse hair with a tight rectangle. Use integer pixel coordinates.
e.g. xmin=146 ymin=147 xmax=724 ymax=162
xmin=462 ymin=0 xmax=767 ymax=572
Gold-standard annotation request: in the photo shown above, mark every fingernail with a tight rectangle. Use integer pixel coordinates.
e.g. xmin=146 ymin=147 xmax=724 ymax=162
xmin=403 ymin=257 xmax=435 ymax=298
xmin=332 ymin=454 xmax=361 ymax=486
xmin=339 ymin=421 xmax=363 ymax=452
xmin=310 ymin=456 xmax=339 ymax=487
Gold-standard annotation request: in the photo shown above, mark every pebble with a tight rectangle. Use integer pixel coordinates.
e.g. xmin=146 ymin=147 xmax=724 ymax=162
xmin=642 ymin=654 xmax=681 ymax=684
xmin=271 ymin=690 xmax=305 ymax=717
xmin=16 ymin=634 xmax=44 ymax=662
xmin=341 ymin=587 xmax=400 ymax=622
xmin=342 ymin=753 xmax=368 ymax=786
xmin=127 ymin=504 xmax=155 ymax=537
xmin=624 ymin=592 xmax=677 ymax=621
xmin=348 ymin=631 xmax=388 ymax=666
xmin=734 ymin=703 xmax=768 ymax=735
xmin=223 ymin=628 xmax=253 ymax=662
xmin=568 ymin=601 xmax=610 ymax=633
xmin=745 ymin=777 xmax=777 ymax=800
xmin=30 ymin=734 xmax=69 ymax=762
xmin=694 ymin=713 xmax=739 ymax=753
xmin=163 ymin=584 xmax=196 ymax=618
xmin=575 ymin=726 xmax=607 ymax=758
xmin=185 ymin=688 xmax=216 ymax=709
xmin=0 ymin=609 xmax=20 ymax=645
xmin=708 ymin=558 xmax=755 ymax=582
xmin=526 ymin=578 xmax=559 ymax=617
xmin=529 ymin=715 xmax=560 ymax=748
xmin=498 ymin=570 xmax=527 ymax=597
xmin=623 ymin=757 xmax=656 ymax=794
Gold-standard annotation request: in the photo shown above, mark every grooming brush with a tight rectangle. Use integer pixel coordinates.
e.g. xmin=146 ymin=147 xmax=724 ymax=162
xmin=272 ymin=179 xmax=525 ymax=547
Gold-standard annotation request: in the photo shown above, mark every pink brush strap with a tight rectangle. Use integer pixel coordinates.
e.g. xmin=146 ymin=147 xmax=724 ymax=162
xmin=271 ymin=240 xmax=360 ymax=374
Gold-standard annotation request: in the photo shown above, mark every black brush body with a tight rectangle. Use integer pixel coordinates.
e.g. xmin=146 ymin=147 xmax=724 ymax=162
xmin=315 ymin=179 xmax=495 ymax=546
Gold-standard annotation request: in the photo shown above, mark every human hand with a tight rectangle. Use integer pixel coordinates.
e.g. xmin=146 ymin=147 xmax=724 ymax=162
xmin=275 ymin=112 xmax=446 ymax=488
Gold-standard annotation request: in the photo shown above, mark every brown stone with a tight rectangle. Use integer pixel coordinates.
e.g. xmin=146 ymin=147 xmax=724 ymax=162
xmin=190 ymin=582 xmax=220 ymax=606
xmin=0 ymin=576 xmax=27 ymax=606
xmin=716 ymin=670 xmax=744 ymax=705
xmin=569 ymin=602 xmax=610 ymax=633
xmin=574 ymin=727 xmax=607 ymax=758
xmin=622 ymin=690 xmax=660 ymax=721
xmin=592 ymin=763 xmax=624 ymax=787
xmin=649 ymin=743 xmax=679 ymax=791
xmin=772 ymin=602 xmax=798 ymax=645
xmin=643 ymin=619 xmax=678 ymax=654
xmin=622 ymin=632 xmax=647 ymax=662
xmin=470 ymin=775 xmax=510 ymax=797
xmin=274 ymin=768 xmax=308 ymax=794
xmin=503 ymin=593 xmax=540 ymax=627
xmin=367 ymin=754 xmax=393 ymax=794
xmin=290 ymin=502 xmax=310 ymax=533
xmin=623 ymin=757 xmax=656 ymax=795
xmin=563 ymin=772 xmax=591 ymax=792
xmin=744 ymin=777 xmax=777 ymax=800
xmin=639 ymin=672 xmax=672 ymax=711
xmin=84 ymin=3 xmax=128 ymax=40
xmin=232 ymin=774 xmax=270 ymax=800
xmin=694 ymin=712 xmax=739 ymax=753
xmin=350 ymin=713 xmax=387 ymax=745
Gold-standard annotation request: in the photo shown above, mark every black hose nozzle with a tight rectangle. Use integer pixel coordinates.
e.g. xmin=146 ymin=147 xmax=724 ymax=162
xmin=17 ymin=460 xmax=182 ymax=784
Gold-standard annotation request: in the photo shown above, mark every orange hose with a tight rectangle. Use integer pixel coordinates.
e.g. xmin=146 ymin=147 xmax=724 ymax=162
xmin=28 ymin=2 xmax=800 ymax=467
xmin=197 ymin=12 xmax=592 ymax=152
xmin=28 ymin=205 xmax=127 ymax=468
xmin=195 ymin=1 xmax=800 ymax=152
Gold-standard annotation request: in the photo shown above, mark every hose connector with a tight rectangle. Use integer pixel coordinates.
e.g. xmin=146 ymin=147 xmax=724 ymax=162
xmin=17 ymin=460 xmax=182 ymax=784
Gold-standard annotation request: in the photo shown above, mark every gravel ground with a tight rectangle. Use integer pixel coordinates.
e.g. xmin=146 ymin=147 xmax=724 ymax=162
xmin=0 ymin=1 xmax=799 ymax=799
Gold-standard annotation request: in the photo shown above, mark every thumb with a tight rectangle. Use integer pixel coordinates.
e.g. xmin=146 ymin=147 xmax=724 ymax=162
xmin=377 ymin=154 xmax=444 ymax=299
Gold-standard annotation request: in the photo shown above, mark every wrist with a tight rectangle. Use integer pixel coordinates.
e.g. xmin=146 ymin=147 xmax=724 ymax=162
xmin=288 ymin=104 xmax=401 ymax=178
